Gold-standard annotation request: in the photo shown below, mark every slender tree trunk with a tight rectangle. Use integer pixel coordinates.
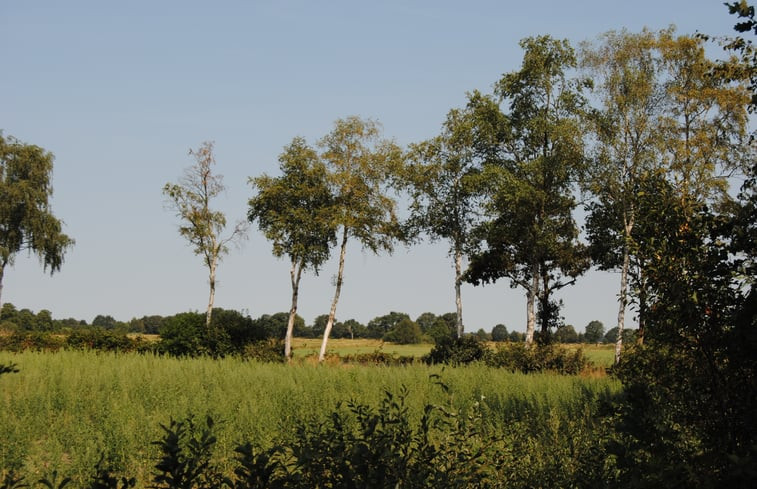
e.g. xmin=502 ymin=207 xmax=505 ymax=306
xmin=454 ymin=246 xmax=464 ymax=339
xmin=615 ymin=246 xmax=630 ymax=364
xmin=540 ymin=266 xmax=551 ymax=342
xmin=319 ymin=228 xmax=348 ymax=362
xmin=525 ymin=264 xmax=539 ymax=346
xmin=0 ymin=264 xmax=4 ymax=311
xmin=285 ymin=258 xmax=305 ymax=361
xmin=206 ymin=253 xmax=218 ymax=330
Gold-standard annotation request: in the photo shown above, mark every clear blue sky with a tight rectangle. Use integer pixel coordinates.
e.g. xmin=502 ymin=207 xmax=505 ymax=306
xmin=0 ymin=0 xmax=744 ymax=332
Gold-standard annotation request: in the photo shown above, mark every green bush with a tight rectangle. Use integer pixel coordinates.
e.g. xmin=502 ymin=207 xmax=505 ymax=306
xmin=423 ymin=335 xmax=490 ymax=365
xmin=487 ymin=342 xmax=589 ymax=375
xmin=0 ymin=331 xmax=64 ymax=352
xmin=383 ymin=318 xmax=423 ymax=344
xmin=241 ymin=339 xmax=286 ymax=363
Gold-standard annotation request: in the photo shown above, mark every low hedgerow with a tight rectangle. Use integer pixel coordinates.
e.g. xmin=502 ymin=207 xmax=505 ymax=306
xmin=488 ymin=342 xmax=589 ymax=375
xmin=425 ymin=336 xmax=591 ymax=374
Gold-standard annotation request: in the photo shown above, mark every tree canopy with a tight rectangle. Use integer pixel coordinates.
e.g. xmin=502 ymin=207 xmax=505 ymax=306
xmin=0 ymin=132 xmax=74 ymax=308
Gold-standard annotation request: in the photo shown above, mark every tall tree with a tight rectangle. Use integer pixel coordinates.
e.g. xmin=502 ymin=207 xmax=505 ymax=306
xmin=317 ymin=116 xmax=403 ymax=362
xmin=657 ymin=31 xmax=751 ymax=212
xmin=581 ymin=29 xmax=664 ymax=361
xmin=465 ymin=36 xmax=590 ymax=345
xmin=248 ymin=137 xmax=336 ymax=359
xmin=0 ymin=132 xmax=74 ymax=309
xmin=163 ymin=141 xmax=247 ymax=329
xmin=406 ymin=107 xmax=483 ymax=338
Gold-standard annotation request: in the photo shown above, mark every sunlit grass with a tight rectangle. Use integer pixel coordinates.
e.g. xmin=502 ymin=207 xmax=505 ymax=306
xmin=0 ymin=350 xmax=619 ymax=486
xmin=291 ymin=337 xmax=432 ymax=358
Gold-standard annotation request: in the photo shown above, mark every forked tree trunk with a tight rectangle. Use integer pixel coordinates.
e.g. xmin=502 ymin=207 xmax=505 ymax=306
xmin=319 ymin=228 xmax=348 ymax=362
xmin=454 ymin=247 xmax=464 ymax=339
xmin=285 ymin=258 xmax=304 ymax=360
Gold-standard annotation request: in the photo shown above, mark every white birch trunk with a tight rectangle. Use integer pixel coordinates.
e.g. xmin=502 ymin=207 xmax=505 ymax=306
xmin=615 ymin=247 xmax=630 ymax=364
xmin=319 ymin=229 xmax=348 ymax=362
xmin=285 ymin=258 xmax=304 ymax=361
xmin=0 ymin=265 xmax=4 ymax=311
xmin=454 ymin=247 xmax=464 ymax=339
xmin=206 ymin=250 xmax=218 ymax=330
xmin=525 ymin=268 xmax=539 ymax=346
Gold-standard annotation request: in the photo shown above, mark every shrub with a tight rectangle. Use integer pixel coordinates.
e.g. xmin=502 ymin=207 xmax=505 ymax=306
xmin=241 ymin=339 xmax=285 ymax=363
xmin=487 ymin=342 xmax=589 ymax=375
xmin=423 ymin=335 xmax=489 ymax=365
xmin=0 ymin=331 xmax=64 ymax=352
xmin=65 ymin=329 xmax=139 ymax=353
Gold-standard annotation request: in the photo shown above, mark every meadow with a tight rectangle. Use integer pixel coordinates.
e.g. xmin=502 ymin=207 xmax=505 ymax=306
xmin=0 ymin=345 xmax=620 ymax=487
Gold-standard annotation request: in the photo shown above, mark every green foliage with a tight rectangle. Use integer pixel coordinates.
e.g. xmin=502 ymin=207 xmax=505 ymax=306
xmin=383 ymin=318 xmax=423 ymax=344
xmin=490 ymin=324 xmax=508 ymax=342
xmin=65 ymin=329 xmax=145 ymax=353
xmin=465 ymin=36 xmax=590 ymax=341
xmin=248 ymin=137 xmax=336 ymax=271
xmin=584 ymin=320 xmax=605 ymax=343
xmin=162 ymin=141 xmax=247 ymax=328
xmin=488 ymin=343 xmax=589 ymax=375
xmin=553 ymin=324 xmax=579 ymax=343
xmin=0 ymin=132 xmax=74 ymax=307
xmin=0 ymin=349 xmax=621 ymax=486
xmin=0 ymin=330 xmax=64 ymax=352
xmin=365 ymin=311 xmax=410 ymax=340
xmin=424 ymin=335 xmax=489 ymax=366
xmin=423 ymin=314 xmax=456 ymax=344
xmin=158 ymin=313 xmax=207 ymax=357
xmin=151 ymin=415 xmax=226 ymax=489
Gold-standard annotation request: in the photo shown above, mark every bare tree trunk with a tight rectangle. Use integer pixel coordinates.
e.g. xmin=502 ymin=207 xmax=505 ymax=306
xmin=206 ymin=253 xmax=218 ymax=330
xmin=319 ymin=228 xmax=348 ymax=362
xmin=525 ymin=265 xmax=539 ymax=346
xmin=0 ymin=264 xmax=4 ymax=311
xmin=285 ymin=258 xmax=304 ymax=361
xmin=615 ymin=246 xmax=630 ymax=364
xmin=454 ymin=247 xmax=464 ymax=339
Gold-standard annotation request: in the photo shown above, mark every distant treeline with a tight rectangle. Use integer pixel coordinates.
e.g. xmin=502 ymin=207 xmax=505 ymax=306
xmin=0 ymin=302 xmax=632 ymax=345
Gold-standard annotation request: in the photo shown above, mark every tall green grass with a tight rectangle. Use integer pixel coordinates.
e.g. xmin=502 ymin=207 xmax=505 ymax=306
xmin=0 ymin=350 xmax=619 ymax=486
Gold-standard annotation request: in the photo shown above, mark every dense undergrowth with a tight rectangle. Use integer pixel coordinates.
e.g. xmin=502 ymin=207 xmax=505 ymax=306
xmin=0 ymin=350 xmax=618 ymax=488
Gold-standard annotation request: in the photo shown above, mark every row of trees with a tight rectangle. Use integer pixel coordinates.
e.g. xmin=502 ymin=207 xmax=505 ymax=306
xmin=2 ymin=300 xmax=631 ymax=346
xmin=2 ymin=20 xmax=752 ymax=364
xmin=164 ymin=27 xmax=750 ymax=362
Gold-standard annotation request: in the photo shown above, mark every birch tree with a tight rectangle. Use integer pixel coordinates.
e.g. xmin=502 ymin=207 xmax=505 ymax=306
xmin=317 ymin=116 xmax=403 ymax=362
xmin=163 ymin=141 xmax=247 ymax=329
xmin=405 ymin=107 xmax=483 ymax=338
xmin=581 ymin=29 xmax=664 ymax=362
xmin=0 ymin=132 xmax=74 ymax=309
xmin=248 ymin=137 xmax=336 ymax=359
xmin=465 ymin=36 xmax=590 ymax=346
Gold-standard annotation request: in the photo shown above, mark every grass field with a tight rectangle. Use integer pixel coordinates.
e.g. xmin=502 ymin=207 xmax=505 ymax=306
xmin=293 ymin=337 xmax=618 ymax=368
xmin=291 ymin=337 xmax=434 ymax=358
xmin=0 ymin=349 xmax=620 ymax=486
